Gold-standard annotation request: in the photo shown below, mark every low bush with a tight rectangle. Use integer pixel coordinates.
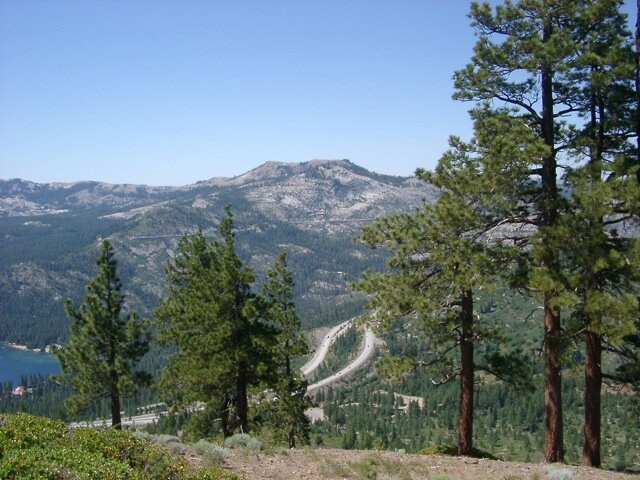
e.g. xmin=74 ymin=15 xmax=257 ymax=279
xmin=0 ymin=413 xmax=240 ymax=480
xmin=192 ymin=440 xmax=231 ymax=467
xmin=155 ymin=434 xmax=182 ymax=445
xmin=418 ymin=444 xmax=498 ymax=460
xmin=546 ymin=467 xmax=574 ymax=480
xmin=223 ymin=433 xmax=262 ymax=451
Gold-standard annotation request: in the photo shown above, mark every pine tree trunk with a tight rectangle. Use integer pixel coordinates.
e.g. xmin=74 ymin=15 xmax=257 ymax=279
xmin=457 ymin=288 xmax=474 ymax=457
xmin=286 ymin=350 xmax=295 ymax=448
xmin=236 ymin=361 xmax=249 ymax=434
xmin=111 ymin=390 xmax=122 ymax=430
xmin=582 ymin=71 xmax=604 ymax=469
xmin=543 ymin=297 xmax=563 ymax=462
xmin=221 ymin=395 xmax=232 ymax=437
xmin=285 ymin=343 xmax=291 ymax=377
xmin=109 ymin=336 xmax=122 ymax=429
xmin=541 ymin=8 xmax=564 ymax=463
xmin=582 ymin=330 xmax=602 ymax=467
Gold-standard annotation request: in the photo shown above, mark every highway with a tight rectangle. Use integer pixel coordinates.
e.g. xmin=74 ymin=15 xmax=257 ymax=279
xmin=70 ymin=413 xmax=160 ymax=428
xmin=300 ymin=319 xmax=352 ymax=376
xmin=71 ymin=319 xmax=376 ymax=427
xmin=305 ymin=323 xmax=375 ymax=393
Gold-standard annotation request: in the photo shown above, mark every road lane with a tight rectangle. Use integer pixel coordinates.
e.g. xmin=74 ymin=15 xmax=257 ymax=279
xmin=305 ymin=324 xmax=375 ymax=393
xmin=300 ymin=319 xmax=352 ymax=376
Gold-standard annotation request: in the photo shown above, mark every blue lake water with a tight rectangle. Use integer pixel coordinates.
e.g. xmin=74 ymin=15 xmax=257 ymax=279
xmin=0 ymin=344 xmax=60 ymax=386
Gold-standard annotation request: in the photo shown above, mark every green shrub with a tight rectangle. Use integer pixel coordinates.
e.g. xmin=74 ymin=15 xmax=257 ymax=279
xmin=223 ymin=433 xmax=262 ymax=450
xmin=0 ymin=411 xmax=66 ymax=450
xmin=192 ymin=441 xmax=231 ymax=467
xmin=155 ymin=433 xmax=182 ymax=445
xmin=132 ymin=429 xmax=153 ymax=442
xmin=165 ymin=440 xmax=187 ymax=455
xmin=418 ymin=444 xmax=498 ymax=460
xmin=348 ymin=455 xmax=412 ymax=480
xmin=0 ymin=413 xmax=241 ymax=480
xmin=203 ymin=450 xmax=226 ymax=468
xmin=192 ymin=439 xmax=213 ymax=455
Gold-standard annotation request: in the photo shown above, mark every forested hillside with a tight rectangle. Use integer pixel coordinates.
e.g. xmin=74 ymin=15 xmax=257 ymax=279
xmin=0 ymin=160 xmax=435 ymax=347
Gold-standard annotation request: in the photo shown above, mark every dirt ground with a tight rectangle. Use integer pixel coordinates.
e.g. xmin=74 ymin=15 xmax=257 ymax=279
xmin=213 ymin=448 xmax=639 ymax=480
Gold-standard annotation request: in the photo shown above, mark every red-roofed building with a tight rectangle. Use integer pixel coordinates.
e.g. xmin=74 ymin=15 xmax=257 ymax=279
xmin=11 ymin=386 xmax=26 ymax=396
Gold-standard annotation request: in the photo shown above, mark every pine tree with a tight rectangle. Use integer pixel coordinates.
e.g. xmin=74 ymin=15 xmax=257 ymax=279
xmin=262 ymin=250 xmax=312 ymax=448
xmin=155 ymin=205 xmax=273 ymax=435
xmin=53 ymin=240 xmax=150 ymax=429
xmin=559 ymin=7 xmax=639 ymax=464
xmin=354 ymin=139 xmax=532 ymax=456
xmin=560 ymin=171 xmax=639 ymax=466
xmin=452 ymin=0 xmax=637 ymax=462
xmin=608 ymin=0 xmax=640 ymax=419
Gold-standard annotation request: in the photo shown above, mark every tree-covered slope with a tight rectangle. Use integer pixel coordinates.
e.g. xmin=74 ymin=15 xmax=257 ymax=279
xmin=0 ymin=160 xmax=435 ymax=347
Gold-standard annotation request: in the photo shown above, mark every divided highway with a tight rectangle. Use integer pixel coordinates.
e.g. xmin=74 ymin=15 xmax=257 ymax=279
xmin=72 ymin=319 xmax=376 ymax=428
xmin=300 ymin=319 xmax=352 ymax=376
xmin=306 ymin=323 xmax=375 ymax=393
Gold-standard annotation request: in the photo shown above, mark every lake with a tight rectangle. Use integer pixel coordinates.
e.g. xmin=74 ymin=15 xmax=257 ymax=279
xmin=0 ymin=344 xmax=60 ymax=386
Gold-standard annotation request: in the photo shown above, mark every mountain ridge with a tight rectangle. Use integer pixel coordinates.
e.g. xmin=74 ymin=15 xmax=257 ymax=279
xmin=0 ymin=160 xmax=437 ymax=347
xmin=0 ymin=159 xmax=404 ymax=190
xmin=0 ymin=160 xmax=434 ymax=219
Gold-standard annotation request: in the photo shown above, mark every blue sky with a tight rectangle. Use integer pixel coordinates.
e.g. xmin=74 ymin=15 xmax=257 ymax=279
xmin=0 ymin=1 xmax=634 ymax=186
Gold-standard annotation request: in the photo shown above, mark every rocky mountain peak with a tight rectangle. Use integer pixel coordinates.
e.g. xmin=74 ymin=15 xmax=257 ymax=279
xmin=224 ymin=159 xmax=355 ymax=186
xmin=0 ymin=160 xmax=438 ymax=227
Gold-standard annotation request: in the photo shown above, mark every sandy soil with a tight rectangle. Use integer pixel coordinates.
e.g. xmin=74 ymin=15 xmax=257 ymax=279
xmin=215 ymin=448 xmax=639 ymax=480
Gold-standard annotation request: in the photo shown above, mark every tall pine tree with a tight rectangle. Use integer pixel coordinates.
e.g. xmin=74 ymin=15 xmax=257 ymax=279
xmin=262 ymin=250 xmax=312 ymax=448
xmin=53 ymin=240 xmax=150 ymax=429
xmin=561 ymin=5 xmax=639 ymax=465
xmin=155 ymin=206 xmax=274 ymax=435
xmin=354 ymin=135 xmax=532 ymax=455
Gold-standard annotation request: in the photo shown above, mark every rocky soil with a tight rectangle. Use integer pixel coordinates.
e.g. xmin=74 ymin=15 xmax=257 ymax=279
xmin=211 ymin=448 xmax=638 ymax=480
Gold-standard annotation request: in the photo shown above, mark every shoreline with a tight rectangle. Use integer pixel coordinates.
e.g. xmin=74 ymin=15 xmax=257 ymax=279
xmin=1 ymin=342 xmax=43 ymax=353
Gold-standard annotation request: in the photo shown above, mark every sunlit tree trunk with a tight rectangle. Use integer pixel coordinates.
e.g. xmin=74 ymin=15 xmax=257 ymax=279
xmin=457 ymin=288 xmax=474 ymax=456
xmin=582 ymin=330 xmax=602 ymax=467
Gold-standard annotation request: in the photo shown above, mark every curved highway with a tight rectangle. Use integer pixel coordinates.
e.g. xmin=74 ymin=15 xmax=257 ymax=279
xmin=305 ymin=323 xmax=375 ymax=393
xmin=300 ymin=319 xmax=352 ymax=376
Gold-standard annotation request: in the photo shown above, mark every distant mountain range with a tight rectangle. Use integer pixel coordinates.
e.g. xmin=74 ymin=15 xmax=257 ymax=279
xmin=0 ymin=160 xmax=434 ymax=230
xmin=0 ymin=160 xmax=438 ymax=348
